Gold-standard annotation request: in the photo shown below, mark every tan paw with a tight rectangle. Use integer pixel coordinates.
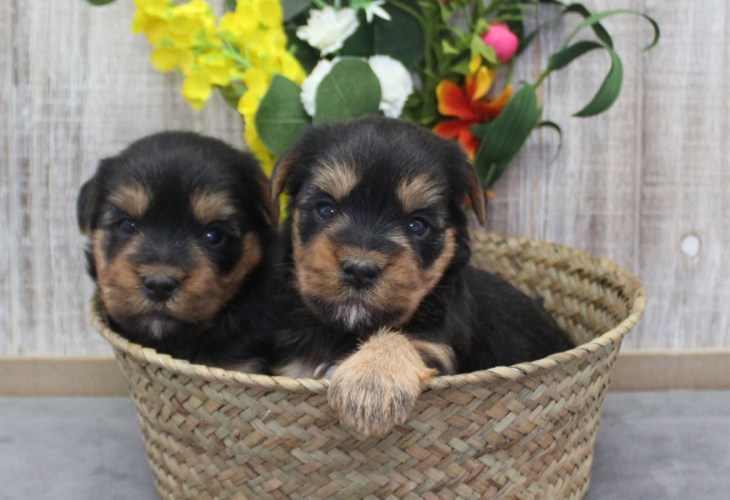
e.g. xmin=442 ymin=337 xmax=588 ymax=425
xmin=327 ymin=330 xmax=437 ymax=436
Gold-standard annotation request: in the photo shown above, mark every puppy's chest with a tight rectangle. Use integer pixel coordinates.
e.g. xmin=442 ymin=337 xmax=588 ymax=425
xmin=273 ymin=327 xmax=358 ymax=378
xmin=274 ymin=359 xmax=332 ymax=379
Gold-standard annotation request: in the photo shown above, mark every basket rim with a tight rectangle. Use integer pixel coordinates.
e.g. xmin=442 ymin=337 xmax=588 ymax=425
xmin=90 ymin=231 xmax=646 ymax=395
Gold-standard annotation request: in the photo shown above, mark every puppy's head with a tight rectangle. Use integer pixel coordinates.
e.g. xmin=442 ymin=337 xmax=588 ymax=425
xmin=272 ymin=116 xmax=485 ymax=333
xmin=77 ymin=131 xmax=276 ymax=344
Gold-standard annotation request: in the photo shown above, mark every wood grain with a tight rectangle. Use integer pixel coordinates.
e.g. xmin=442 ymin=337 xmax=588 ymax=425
xmin=1 ymin=1 xmax=243 ymax=356
xmin=636 ymin=1 xmax=730 ymax=349
xmin=0 ymin=0 xmax=726 ymax=355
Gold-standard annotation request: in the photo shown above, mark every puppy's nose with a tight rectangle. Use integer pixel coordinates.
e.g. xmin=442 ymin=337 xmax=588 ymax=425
xmin=341 ymin=260 xmax=381 ymax=290
xmin=142 ymin=275 xmax=179 ymax=303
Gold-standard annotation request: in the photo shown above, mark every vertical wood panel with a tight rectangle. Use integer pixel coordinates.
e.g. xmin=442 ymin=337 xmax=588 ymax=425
xmin=2 ymin=1 xmax=243 ymax=355
xmin=0 ymin=2 xmax=15 ymax=355
xmin=638 ymin=1 xmax=730 ymax=349
xmin=490 ymin=1 xmax=643 ymax=266
xmin=0 ymin=0 xmax=727 ymax=355
xmin=488 ymin=1 xmax=646 ymax=347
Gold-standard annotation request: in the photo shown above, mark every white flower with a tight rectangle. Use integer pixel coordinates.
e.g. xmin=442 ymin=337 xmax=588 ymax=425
xmin=300 ymin=58 xmax=339 ymax=117
xmin=296 ymin=6 xmax=359 ymax=56
xmin=368 ymin=55 xmax=414 ymax=118
xmin=361 ymin=0 xmax=391 ymax=23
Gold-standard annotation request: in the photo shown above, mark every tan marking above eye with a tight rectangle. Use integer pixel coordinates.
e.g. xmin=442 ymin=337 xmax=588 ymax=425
xmin=397 ymin=175 xmax=444 ymax=214
xmin=311 ymin=160 xmax=360 ymax=201
xmin=108 ymin=184 xmax=150 ymax=219
xmin=191 ymin=190 xmax=237 ymax=226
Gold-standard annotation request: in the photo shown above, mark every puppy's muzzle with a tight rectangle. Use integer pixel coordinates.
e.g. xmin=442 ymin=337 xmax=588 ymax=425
xmin=341 ymin=259 xmax=381 ymax=290
xmin=141 ymin=274 xmax=180 ymax=303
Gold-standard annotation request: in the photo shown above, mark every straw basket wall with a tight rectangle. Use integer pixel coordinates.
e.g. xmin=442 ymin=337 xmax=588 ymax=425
xmin=91 ymin=230 xmax=645 ymax=499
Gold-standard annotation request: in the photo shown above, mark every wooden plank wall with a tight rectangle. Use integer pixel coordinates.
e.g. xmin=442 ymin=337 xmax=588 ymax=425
xmin=1 ymin=1 xmax=727 ymax=356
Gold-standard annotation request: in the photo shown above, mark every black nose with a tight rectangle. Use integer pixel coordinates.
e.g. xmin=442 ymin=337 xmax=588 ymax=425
xmin=142 ymin=275 xmax=179 ymax=303
xmin=341 ymin=260 xmax=381 ymax=290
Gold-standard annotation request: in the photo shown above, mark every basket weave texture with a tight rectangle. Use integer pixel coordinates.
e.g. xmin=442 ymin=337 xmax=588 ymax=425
xmin=91 ymin=231 xmax=645 ymax=499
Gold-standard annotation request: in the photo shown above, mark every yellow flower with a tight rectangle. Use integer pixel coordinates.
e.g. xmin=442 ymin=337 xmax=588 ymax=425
xmin=244 ymin=125 xmax=276 ymax=176
xmin=280 ymin=52 xmax=307 ymax=83
xmin=237 ymin=68 xmax=273 ymax=172
xmin=219 ymin=4 xmax=258 ymax=38
xmin=241 ymin=67 xmax=268 ymax=96
xmin=150 ymin=47 xmax=178 ymax=72
xmin=166 ymin=0 xmax=215 ymax=48
xmin=255 ymin=0 xmax=283 ymax=29
xmin=130 ymin=0 xmax=307 ymax=174
xmin=131 ymin=0 xmax=171 ymax=45
xmin=181 ymin=73 xmax=212 ymax=110
xmin=197 ymin=52 xmax=235 ymax=86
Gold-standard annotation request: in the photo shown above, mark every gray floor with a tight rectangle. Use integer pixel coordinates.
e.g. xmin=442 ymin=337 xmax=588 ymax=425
xmin=0 ymin=391 xmax=728 ymax=499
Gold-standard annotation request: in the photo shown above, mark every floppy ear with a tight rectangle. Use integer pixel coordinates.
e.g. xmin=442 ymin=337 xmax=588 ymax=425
xmin=269 ymin=150 xmax=299 ymax=223
xmin=253 ymin=171 xmax=279 ymax=227
xmin=464 ymin=163 xmax=487 ymax=226
xmin=76 ymin=174 xmax=102 ymax=235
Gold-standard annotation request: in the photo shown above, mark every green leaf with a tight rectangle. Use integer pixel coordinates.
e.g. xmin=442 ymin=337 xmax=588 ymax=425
xmin=340 ymin=0 xmax=425 ymax=68
xmin=313 ymin=58 xmax=382 ymax=125
xmin=224 ymin=0 xmax=237 ymax=12
xmin=573 ymin=47 xmax=623 ymax=117
xmin=518 ymin=2 xmax=657 ymax=57
xmin=442 ymin=40 xmax=459 ymax=55
xmin=379 ymin=0 xmax=425 ymax=64
xmin=538 ymin=40 xmax=625 ymax=117
xmin=562 ymin=3 xmax=614 ymax=48
xmin=471 ymin=84 xmax=543 ymax=188
xmin=450 ymin=60 xmax=472 ymax=76
xmin=546 ymin=40 xmax=604 ymax=72
xmin=281 ymin=0 xmax=313 ymax=21
xmin=540 ymin=39 xmax=625 ymax=117
xmin=85 ymin=0 xmax=117 ymax=5
xmin=339 ymin=12 xmax=375 ymax=57
xmin=255 ymin=75 xmax=311 ymax=156
xmin=564 ymin=8 xmax=661 ymax=52
xmin=536 ymin=120 xmax=563 ymax=161
xmin=470 ymin=35 xmax=497 ymax=66
xmin=474 ymin=18 xmax=490 ymax=36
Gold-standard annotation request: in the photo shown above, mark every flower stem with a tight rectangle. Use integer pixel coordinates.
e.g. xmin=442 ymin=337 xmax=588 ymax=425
xmin=533 ymin=68 xmax=550 ymax=88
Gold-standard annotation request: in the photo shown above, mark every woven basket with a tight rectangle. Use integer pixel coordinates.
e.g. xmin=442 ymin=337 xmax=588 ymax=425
xmin=91 ymin=231 xmax=645 ymax=499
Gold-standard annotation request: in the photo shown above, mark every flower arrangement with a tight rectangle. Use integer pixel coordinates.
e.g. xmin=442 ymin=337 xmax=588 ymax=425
xmin=87 ymin=0 xmax=658 ymax=195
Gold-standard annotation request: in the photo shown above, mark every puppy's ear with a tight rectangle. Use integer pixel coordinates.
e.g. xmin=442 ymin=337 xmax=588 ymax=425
xmin=77 ymin=173 xmax=102 ymax=235
xmin=270 ymin=150 xmax=299 ymax=222
xmin=463 ymin=162 xmax=487 ymax=226
xmin=253 ymin=171 xmax=279 ymax=227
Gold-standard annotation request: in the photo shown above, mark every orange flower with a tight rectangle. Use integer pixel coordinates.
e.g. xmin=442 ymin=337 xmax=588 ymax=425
xmin=434 ymin=57 xmax=512 ymax=158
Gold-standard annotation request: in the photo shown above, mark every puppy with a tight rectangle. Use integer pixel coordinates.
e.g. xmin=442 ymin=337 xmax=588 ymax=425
xmin=270 ymin=116 xmax=573 ymax=435
xmin=77 ymin=131 xmax=277 ymax=371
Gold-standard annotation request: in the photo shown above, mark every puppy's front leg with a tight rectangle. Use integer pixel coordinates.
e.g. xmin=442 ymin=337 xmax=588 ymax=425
xmin=328 ymin=329 xmax=438 ymax=436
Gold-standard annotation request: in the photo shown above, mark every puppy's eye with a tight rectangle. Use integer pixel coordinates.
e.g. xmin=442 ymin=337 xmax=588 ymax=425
xmin=315 ymin=202 xmax=338 ymax=221
xmin=116 ymin=218 xmax=138 ymax=235
xmin=202 ymin=228 xmax=226 ymax=247
xmin=407 ymin=217 xmax=430 ymax=237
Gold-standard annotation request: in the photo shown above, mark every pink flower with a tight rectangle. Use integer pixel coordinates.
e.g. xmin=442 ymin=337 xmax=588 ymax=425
xmin=481 ymin=23 xmax=519 ymax=63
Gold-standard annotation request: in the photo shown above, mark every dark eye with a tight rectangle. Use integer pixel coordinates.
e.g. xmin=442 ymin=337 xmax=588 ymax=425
xmin=116 ymin=218 xmax=138 ymax=235
xmin=407 ymin=217 xmax=430 ymax=237
xmin=315 ymin=201 xmax=338 ymax=221
xmin=202 ymin=228 xmax=226 ymax=247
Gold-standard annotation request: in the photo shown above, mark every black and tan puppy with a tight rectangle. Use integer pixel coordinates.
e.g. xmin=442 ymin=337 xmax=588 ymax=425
xmin=270 ymin=116 xmax=573 ymax=435
xmin=77 ymin=131 xmax=277 ymax=370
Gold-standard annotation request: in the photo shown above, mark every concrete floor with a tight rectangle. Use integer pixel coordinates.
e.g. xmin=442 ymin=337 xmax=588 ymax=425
xmin=0 ymin=391 xmax=728 ymax=499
